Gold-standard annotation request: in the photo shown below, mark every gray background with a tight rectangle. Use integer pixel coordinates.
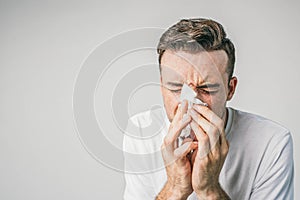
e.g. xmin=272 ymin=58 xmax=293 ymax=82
xmin=1 ymin=0 xmax=299 ymax=199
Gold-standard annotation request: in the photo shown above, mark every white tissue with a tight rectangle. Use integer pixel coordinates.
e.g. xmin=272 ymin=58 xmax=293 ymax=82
xmin=179 ymin=84 xmax=207 ymax=145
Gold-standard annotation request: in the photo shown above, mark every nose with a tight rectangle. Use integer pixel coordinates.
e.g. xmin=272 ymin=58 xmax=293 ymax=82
xmin=186 ymin=81 xmax=196 ymax=89
xmin=186 ymin=82 xmax=197 ymax=93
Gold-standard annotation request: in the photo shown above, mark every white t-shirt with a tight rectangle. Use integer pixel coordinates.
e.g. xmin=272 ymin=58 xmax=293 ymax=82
xmin=123 ymin=107 xmax=294 ymax=200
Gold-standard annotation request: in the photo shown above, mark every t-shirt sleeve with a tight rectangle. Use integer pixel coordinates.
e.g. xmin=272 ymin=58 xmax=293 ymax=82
xmin=123 ymin=119 xmax=157 ymax=200
xmin=250 ymin=131 xmax=294 ymax=200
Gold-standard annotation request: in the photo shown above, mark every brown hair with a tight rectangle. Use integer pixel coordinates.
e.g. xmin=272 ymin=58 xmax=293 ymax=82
xmin=157 ymin=18 xmax=235 ymax=79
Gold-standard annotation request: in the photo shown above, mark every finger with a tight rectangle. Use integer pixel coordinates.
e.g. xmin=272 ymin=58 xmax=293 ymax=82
xmin=161 ymin=138 xmax=194 ymax=166
xmin=193 ymin=104 xmax=228 ymax=149
xmin=190 ymin=120 xmax=210 ymax=159
xmin=182 ymin=137 xmax=194 ymax=161
xmin=192 ymin=104 xmax=224 ymax=132
xmin=172 ymin=100 xmax=189 ymax=124
xmin=163 ymin=100 xmax=191 ymax=152
xmin=188 ymin=108 xmax=220 ymax=150
xmin=164 ymin=100 xmax=189 ymax=146
xmin=196 ymin=105 xmax=228 ymax=151
xmin=180 ymin=100 xmax=189 ymax=118
xmin=182 ymin=137 xmax=193 ymax=144
xmin=163 ymin=113 xmax=191 ymax=150
xmin=193 ymin=105 xmax=228 ymax=153
xmin=174 ymin=141 xmax=198 ymax=164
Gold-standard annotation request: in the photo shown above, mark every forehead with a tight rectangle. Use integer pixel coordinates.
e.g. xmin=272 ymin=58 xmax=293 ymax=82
xmin=160 ymin=50 xmax=228 ymax=82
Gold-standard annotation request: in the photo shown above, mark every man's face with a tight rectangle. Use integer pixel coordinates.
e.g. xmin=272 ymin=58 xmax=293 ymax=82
xmin=160 ymin=50 xmax=237 ymax=122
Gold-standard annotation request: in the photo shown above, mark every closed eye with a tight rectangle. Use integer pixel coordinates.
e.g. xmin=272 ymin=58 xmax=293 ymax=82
xmin=198 ymin=89 xmax=218 ymax=95
xmin=196 ymin=84 xmax=220 ymax=95
xmin=169 ymin=89 xmax=182 ymax=93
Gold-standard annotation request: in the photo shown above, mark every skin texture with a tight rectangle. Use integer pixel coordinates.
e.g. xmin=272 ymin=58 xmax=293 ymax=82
xmin=156 ymin=50 xmax=238 ymax=199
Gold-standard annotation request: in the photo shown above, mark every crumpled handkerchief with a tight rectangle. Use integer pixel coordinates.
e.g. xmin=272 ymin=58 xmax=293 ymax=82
xmin=179 ymin=83 xmax=207 ymax=145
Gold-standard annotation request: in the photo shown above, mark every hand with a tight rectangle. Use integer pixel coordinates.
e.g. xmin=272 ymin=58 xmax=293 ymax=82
xmin=188 ymin=105 xmax=230 ymax=199
xmin=160 ymin=100 xmax=197 ymax=199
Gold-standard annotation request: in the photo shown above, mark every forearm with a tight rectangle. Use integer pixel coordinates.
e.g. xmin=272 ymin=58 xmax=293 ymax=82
xmin=156 ymin=181 xmax=190 ymax=200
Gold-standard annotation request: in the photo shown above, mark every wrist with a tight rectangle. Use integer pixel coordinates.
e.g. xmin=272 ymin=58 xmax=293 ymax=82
xmin=167 ymin=181 xmax=192 ymax=200
xmin=195 ymin=183 xmax=228 ymax=200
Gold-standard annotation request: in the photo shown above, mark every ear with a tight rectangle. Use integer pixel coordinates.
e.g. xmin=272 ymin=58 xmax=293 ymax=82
xmin=227 ymin=76 xmax=238 ymax=101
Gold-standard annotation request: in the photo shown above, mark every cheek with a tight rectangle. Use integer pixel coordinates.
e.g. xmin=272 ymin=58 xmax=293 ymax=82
xmin=161 ymin=88 xmax=180 ymax=121
xmin=208 ymin=92 xmax=227 ymax=117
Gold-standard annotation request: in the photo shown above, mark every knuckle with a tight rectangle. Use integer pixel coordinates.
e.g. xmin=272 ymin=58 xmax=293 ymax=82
xmin=174 ymin=150 xmax=184 ymax=160
xmin=172 ymin=122 xmax=180 ymax=131
xmin=168 ymin=124 xmax=174 ymax=131
xmin=161 ymin=142 xmax=168 ymax=151
xmin=202 ymin=105 xmax=209 ymax=111
xmin=173 ymin=150 xmax=180 ymax=158
xmin=164 ymin=137 xmax=172 ymax=146
xmin=199 ymin=136 xmax=209 ymax=146
xmin=216 ymin=120 xmax=224 ymax=129
xmin=202 ymin=134 xmax=209 ymax=142
xmin=197 ymin=115 xmax=202 ymax=123
xmin=224 ymin=144 xmax=229 ymax=153
xmin=220 ymin=120 xmax=225 ymax=128
xmin=208 ymin=113 xmax=214 ymax=121
xmin=198 ymin=156 xmax=209 ymax=166
xmin=222 ymin=145 xmax=229 ymax=156
xmin=214 ymin=150 xmax=221 ymax=160
xmin=176 ymin=123 xmax=184 ymax=132
xmin=211 ymin=125 xmax=218 ymax=133
xmin=203 ymin=135 xmax=209 ymax=143
xmin=222 ymin=150 xmax=229 ymax=157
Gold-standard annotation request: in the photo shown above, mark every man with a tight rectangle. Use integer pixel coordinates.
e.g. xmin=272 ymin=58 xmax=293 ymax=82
xmin=123 ymin=18 xmax=294 ymax=199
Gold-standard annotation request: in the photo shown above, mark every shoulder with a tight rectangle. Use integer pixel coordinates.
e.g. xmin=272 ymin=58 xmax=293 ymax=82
xmin=227 ymin=108 xmax=294 ymax=185
xmin=231 ymin=107 xmax=291 ymax=139
xmin=230 ymin=109 xmax=295 ymax=198
xmin=123 ymin=108 xmax=167 ymax=154
xmin=228 ymin=107 xmax=293 ymax=161
xmin=123 ymin=108 xmax=167 ymax=174
xmin=129 ymin=108 xmax=166 ymax=128
xmin=129 ymin=110 xmax=152 ymax=128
